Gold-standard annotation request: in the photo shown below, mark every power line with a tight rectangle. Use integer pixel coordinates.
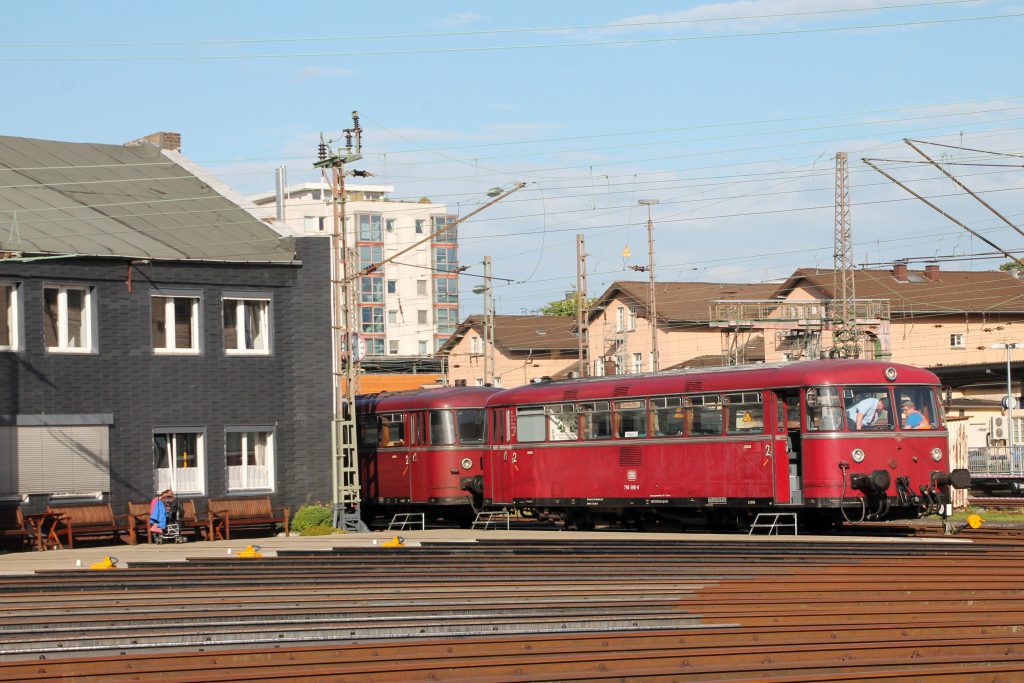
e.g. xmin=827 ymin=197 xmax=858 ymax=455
xmin=4 ymin=11 xmax=1020 ymax=62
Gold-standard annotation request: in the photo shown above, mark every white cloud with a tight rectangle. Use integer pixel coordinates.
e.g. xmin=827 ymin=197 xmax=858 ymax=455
xmin=588 ymin=0 xmax=921 ymax=37
xmin=294 ymin=65 xmax=355 ymax=82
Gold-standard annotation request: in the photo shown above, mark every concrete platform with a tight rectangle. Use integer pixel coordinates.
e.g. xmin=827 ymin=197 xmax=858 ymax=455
xmin=0 ymin=527 xmax=967 ymax=576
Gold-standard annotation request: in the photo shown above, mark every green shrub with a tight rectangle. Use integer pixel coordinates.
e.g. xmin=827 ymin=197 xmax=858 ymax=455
xmin=301 ymin=523 xmax=336 ymax=536
xmin=292 ymin=504 xmax=333 ymax=534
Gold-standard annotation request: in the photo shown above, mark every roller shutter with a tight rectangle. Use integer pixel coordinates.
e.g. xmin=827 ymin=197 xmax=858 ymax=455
xmin=15 ymin=426 xmax=110 ymax=495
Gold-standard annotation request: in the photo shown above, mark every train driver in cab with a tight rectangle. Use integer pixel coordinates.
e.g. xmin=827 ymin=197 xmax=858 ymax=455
xmin=846 ymin=396 xmax=886 ymax=430
xmin=901 ymin=397 xmax=930 ymax=429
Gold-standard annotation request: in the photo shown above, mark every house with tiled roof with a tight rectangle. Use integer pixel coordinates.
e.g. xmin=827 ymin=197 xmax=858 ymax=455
xmin=768 ymin=263 xmax=1024 ymax=367
xmin=0 ymin=132 xmax=334 ymax=516
xmin=439 ymin=314 xmax=579 ymax=387
xmin=586 ymin=280 xmax=781 ymax=375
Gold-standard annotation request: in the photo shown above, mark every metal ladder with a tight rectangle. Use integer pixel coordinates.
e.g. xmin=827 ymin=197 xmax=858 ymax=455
xmin=748 ymin=512 xmax=798 ymax=536
xmin=387 ymin=513 xmax=425 ymax=531
xmin=472 ymin=509 xmax=511 ymax=530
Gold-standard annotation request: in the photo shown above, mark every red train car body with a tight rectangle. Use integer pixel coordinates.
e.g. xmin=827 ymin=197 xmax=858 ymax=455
xmin=356 ymin=386 xmax=502 ymax=523
xmin=482 ymin=360 xmax=969 ymax=528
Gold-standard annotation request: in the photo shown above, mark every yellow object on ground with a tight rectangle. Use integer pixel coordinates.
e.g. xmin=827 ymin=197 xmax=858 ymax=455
xmin=381 ymin=536 xmax=405 ymax=547
xmin=89 ymin=556 xmax=118 ymax=570
xmin=237 ymin=545 xmax=263 ymax=558
xmin=967 ymin=514 xmax=984 ymax=529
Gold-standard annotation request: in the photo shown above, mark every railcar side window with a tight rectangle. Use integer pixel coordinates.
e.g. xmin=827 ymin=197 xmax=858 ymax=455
xmin=428 ymin=410 xmax=456 ymax=445
xmin=615 ymin=400 xmax=647 ymax=438
xmin=546 ymin=404 xmax=578 ymax=441
xmin=650 ymin=397 xmax=685 ymax=437
xmin=686 ymin=394 xmax=723 ymax=435
xmin=842 ymin=386 xmax=894 ymax=431
xmin=379 ymin=413 xmax=406 ymax=446
xmin=580 ymin=401 xmax=613 ymax=440
xmin=893 ymin=387 xmax=940 ymax=430
xmin=725 ymin=392 xmax=764 ymax=434
xmin=516 ymin=406 xmax=547 ymax=442
xmin=456 ymin=409 xmax=486 ymax=444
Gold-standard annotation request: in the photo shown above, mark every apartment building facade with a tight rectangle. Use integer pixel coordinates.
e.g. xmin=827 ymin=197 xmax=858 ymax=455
xmin=250 ymin=183 xmax=459 ymax=355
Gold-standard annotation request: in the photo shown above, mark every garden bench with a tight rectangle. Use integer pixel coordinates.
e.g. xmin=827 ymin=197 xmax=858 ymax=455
xmin=47 ymin=503 xmax=134 ymax=549
xmin=208 ymin=497 xmax=289 ymax=540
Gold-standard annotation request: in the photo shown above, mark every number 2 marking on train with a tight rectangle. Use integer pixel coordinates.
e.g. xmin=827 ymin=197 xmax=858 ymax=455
xmin=763 ymin=443 xmax=771 ymax=467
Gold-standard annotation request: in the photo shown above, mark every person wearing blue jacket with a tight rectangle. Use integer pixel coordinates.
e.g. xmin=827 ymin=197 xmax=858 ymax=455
xmin=149 ymin=489 xmax=173 ymax=541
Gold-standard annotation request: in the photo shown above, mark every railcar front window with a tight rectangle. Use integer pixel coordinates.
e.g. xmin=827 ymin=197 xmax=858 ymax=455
xmin=456 ymin=409 xmax=486 ymax=444
xmin=687 ymin=395 xmax=723 ymax=435
xmin=841 ymin=386 xmax=894 ymax=431
xmin=615 ymin=400 xmax=647 ymax=438
xmin=893 ymin=386 xmax=941 ymax=430
xmin=580 ymin=402 xmax=612 ymax=440
xmin=359 ymin=416 xmax=379 ymax=446
xmin=430 ymin=410 xmax=456 ymax=445
xmin=805 ymin=387 xmax=843 ymax=431
xmin=546 ymin=404 xmax=578 ymax=441
xmin=516 ymin=406 xmax=546 ymax=442
xmin=650 ymin=397 xmax=685 ymax=436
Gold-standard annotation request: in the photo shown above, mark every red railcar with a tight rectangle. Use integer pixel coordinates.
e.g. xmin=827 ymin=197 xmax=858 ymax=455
xmin=356 ymin=386 xmax=502 ymax=525
xmin=483 ymin=360 xmax=969 ymax=529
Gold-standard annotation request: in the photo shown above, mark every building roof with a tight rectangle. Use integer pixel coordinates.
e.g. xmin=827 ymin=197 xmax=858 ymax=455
xmin=776 ymin=266 xmax=1024 ymax=314
xmin=438 ymin=314 xmax=578 ymax=356
xmin=0 ymin=134 xmax=296 ymax=263
xmin=592 ymin=280 xmax=781 ymax=324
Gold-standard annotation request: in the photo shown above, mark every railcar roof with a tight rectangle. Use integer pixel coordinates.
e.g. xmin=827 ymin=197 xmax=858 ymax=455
xmin=486 ymin=360 xmax=939 ymax=405
xmin=357 ymin=386 xmax=503 ymax=412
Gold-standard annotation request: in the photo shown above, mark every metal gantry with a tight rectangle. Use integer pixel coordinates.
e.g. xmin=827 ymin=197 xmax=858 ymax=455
xmin=830 ymin=151 xmax=861 ymax=358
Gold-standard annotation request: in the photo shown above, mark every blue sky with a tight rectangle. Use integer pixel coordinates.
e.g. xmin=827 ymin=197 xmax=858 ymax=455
xmin=4 ymin=1 xmax=1024 ymax=315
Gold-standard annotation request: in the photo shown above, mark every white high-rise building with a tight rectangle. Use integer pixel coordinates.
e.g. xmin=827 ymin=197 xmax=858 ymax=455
xmin=250 ymin=182 xmax=459 ymax=356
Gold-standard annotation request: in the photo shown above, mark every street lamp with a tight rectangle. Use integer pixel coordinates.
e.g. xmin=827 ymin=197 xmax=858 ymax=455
xmin=992 ymin=342 xmax=1022 ymax=448
xmin=638 ymin=199 xmax=660 ymax=371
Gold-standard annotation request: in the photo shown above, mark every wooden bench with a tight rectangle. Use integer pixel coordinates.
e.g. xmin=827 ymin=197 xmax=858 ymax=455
xmin=47 ymin=503 xmax=134 ymax=549
xmin=0 ymin=506 xmax=37 ymax=550
xmin=128 ymin=500 xmax=216 ymax=543
xmin=208 ymin=497 xmax=290 ymax=540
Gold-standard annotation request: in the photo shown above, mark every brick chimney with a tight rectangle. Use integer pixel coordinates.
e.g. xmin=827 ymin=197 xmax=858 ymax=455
xmin=924 ymin=264 xmax=940 ymax=281
xmin=892 ymin=261 xmax=909 ymax=282
xmin=124 ymin=132 xmax=181 ymax=152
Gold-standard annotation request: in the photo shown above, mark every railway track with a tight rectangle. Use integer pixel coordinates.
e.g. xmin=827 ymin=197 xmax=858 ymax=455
xmin=2 ymin=537 xmax=1024 ymax=680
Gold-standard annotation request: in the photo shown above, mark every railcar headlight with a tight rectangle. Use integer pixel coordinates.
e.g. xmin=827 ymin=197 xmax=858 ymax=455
xmin=884 ymin=367 xmax=898 ymax=381
xmin=931 ymin=448 xmax=943 ymax=462
xmin=852 ymin=448 xmax=866 ymax=463
xmin=461 ymin=458 xmax=473 ymax=470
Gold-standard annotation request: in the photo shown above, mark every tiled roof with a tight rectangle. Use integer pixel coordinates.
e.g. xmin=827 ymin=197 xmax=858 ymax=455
xmin=0 ymin=134 xmax=295 ymax=262
xmin=438 ymin=314 xmax=578 ymax=355
xmin=591 ymin=280 xmax=781 ymax=323
xmin=778 ymin=267 xmax=1024 ymax=314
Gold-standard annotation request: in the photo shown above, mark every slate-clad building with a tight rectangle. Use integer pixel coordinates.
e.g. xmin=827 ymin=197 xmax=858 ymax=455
xmin=0 ymin=133 xmax=333 ymax=514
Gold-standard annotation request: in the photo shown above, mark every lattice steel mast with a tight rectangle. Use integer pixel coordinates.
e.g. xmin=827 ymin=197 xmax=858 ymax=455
xmin=830 ymin=151 xmax=861 ymax=358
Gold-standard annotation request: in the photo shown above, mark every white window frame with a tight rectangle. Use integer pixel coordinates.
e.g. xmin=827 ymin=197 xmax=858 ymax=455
xmin=225 ymin=428 xmax=275 ymax=492
xmin=154 ymin=430 xmax=206 ymax=495
xmin=223 ymin=296 xmax=271 ymax=355
xmin=471 ymin=336 xmax=482 ymax=354
xmin=388 ymin=339 xmax=399 ymax=355
xmin=418 ymin=340 xmax=429 ymax=355
xmin=0 ymin=282 xmax=19 ymax=351
xmin=627 ymin=307 xmax=637 ymax=331
xmin=43 ymin=284 xmax=94 ymax=353
xmin=632 ymin=352 xmax=643 ymax=373
xmin=151 ymin=294 xmax=201 ymax=354
xmin=616 ymin=307 xmax=625 ymax=333
xmin=950 ymin=333 xmax=965 ymax=349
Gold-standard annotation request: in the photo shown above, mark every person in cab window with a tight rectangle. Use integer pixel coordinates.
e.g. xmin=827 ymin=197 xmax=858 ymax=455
xmin=847 ymin=397 xmax=885 ymax=430
xmin=901 ymin=397 xmax=930 ymax=430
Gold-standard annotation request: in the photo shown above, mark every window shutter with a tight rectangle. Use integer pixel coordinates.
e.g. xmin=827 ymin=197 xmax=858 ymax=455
xmin=16 ymin=426 xmax=110 ymax=494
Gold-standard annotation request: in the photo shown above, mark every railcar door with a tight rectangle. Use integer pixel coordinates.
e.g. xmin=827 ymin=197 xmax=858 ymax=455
xmin=719 ymin=391 xmax=774 ymax=499
xmin=775 ymin=389 xmax=804 ymax=504
xmin=486 ymin=408 xmax=509 ymax=504
xmin=375 ymin=412 xmax=411 ymax=504
xmin=409 ymin=412 xmax=429 ymax=503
